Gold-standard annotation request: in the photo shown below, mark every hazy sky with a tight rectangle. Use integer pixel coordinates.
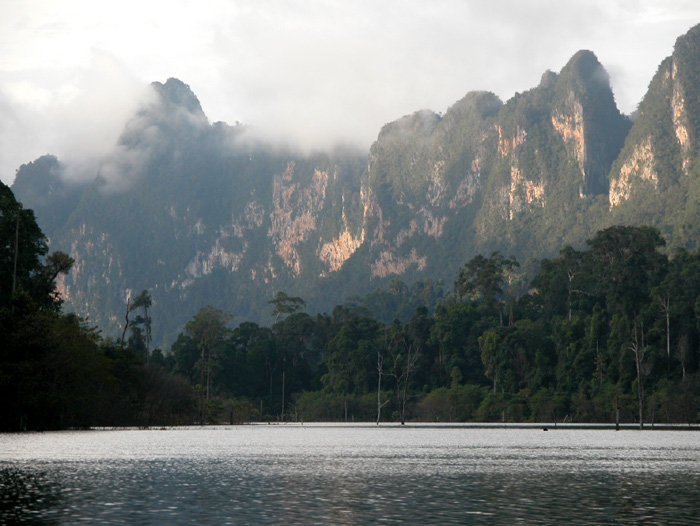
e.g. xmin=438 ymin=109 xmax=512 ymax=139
xmin=2 ymin=0 xmax=700 ymax=185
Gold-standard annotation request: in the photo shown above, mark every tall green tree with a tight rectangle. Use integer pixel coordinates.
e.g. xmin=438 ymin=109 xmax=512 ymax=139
xmin=129 ymin=290 xmax=153 ymax=361
xmin=323 ymin=313 xmax=381 ymax=396
xmin=0 ymin=182 xmax=73 ymax=313
xmin=455 ymin=251 xmax=518 ymax=324
xmin=184 ymin=306 xmax=233 ymax=420
xmin=586 ymin=226 xmax=667 ymax=317
xmin=268 ymin=291 xmax=306 ymax=323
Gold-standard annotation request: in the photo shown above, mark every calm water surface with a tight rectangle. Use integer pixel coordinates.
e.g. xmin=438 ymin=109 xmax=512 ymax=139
xmin=1 ymin=424 xmax=699 ymax=524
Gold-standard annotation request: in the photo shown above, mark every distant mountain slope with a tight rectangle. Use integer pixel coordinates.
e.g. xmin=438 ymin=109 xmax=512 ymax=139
xmin=12 ymin=23 xmax=700 ymax=345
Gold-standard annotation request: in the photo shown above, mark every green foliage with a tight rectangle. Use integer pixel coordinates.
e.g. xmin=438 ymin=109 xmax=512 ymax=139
xmin=585 ymin=225 xmax=667 ymax=316
xmin=454 ymin=251 xmax=518 ymax=309
xmin=268 ymin=291 xmax=306 ymax=323
xmin=358 ymin=278 xmax=445 ymax=324
xmin=417 ymin=384 xmax=487 ymax=421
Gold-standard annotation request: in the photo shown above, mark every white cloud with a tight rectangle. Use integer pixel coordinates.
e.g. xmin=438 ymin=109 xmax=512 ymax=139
xmin=2 ymin=0 xmax=700 ymax=184
xmin=0 ymin=49 xmax=154 ymax=184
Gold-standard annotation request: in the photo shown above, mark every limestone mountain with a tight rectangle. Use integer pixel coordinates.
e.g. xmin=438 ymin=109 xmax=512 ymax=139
xmin=361 ymin=49 xmax=630 ymax=284
xmin=607 ymin=24 xmax=700 ymax=251
xmin=12 ymin=23 xmax=700 ymax=345
xmin=14 ymin=79 xmax=368 ymax=343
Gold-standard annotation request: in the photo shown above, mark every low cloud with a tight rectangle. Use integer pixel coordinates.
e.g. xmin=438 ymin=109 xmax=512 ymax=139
xmin=202 ymin=0 xmax=700 ymax=154
xmin=0 ymin=49 xmax=154 ymax=185
xmin=3 ymin=1 xmax=700 ymax=185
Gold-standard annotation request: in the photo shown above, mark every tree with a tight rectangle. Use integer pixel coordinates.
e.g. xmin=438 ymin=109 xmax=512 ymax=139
xmin=323 ymin=314 xmax=380 ymax=396
xmin=130 ymin=290 xmax=153 ymax=362
xmin=629 ymin=317 xmax=649 ymax=429
xmin=479 ymin=330 xmax=502 ymax=393
xmin=184 ymin=306 xmax=233 ymax=422
xmin=0 ymin=182 xmax=66 ymax=312
xmin=531 ymin=247 xmax=588 ymax=320
xmin=38 ymin=251 xmax=74 ymax=298
xmin=654 ymin=288 xmax=671 ymax=368
xmin=272 ymin=312 xmax=316 ymax=419
xmin=586 ymin=226 xmax=667 ymax=317
xmin=655 ymin=248 xmax=700 ymax=376
xmin=385 ymin=320 xmax=420 ymax=424
xmin=233 ymin=322 xmax=277 ymax=411
xmin=268 ymin=291 xmax=306 ymax=323
xmin=121 ymin=295 xmax=132 ymax=345
xmin=376 ymin=346 xmax=390 ymax=424
xmin=430 ymin=301 xmax=483 ymax=386
xmin=455 ymin=252 xmax=519 ymax=324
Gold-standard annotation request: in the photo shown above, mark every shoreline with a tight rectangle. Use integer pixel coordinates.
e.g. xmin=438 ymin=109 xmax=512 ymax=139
xmin=79 ymin=421 xmax=700 ymax=431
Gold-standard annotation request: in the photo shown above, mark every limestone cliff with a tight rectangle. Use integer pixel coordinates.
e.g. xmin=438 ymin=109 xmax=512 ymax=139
xmin=609 ymin=137 xmax=657 ymax=208
xmin=472 ymin=50 xmax=629 ymax=256
xmin=361 ymin=92 xmax=500 ymax=280
xmin=268 ymin=163 xmax=329 ymax=275
xmin=607 ymin=24 xmax=700 ymax=243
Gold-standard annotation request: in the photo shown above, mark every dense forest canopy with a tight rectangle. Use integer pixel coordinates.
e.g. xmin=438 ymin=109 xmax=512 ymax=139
xmin=3 ymin=181 xmax=699 ymax=430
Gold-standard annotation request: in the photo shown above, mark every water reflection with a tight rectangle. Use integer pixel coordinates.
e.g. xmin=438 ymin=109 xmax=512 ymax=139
xmin=1 ymin=426 xmax=699 ymax=525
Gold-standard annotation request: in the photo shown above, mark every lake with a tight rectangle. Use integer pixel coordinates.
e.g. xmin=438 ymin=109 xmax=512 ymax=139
xmin=1 ymin=424 xmax=699 ymax=524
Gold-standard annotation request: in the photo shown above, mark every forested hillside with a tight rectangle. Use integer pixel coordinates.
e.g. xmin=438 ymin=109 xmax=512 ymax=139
xmin=3 ymin=178 xmax=699 ymax=429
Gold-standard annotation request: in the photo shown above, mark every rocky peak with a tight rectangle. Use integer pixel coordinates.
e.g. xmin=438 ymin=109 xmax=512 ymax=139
xmin=380 ymin=109 xmax=441 ymax=138
xmin=153 ymin=78 xmax=206 ymax=117
xmin=669 ymin=23 xmax=700 ymax=162
xmin=118 ymin=78 xmax=209 ymax=151
xmin=554 ymin=50 xmax=629 ymax=196
xmin=560 ymin=50 xmax=605 ymax=83
xmin=11 ymin=155 xmax=84 ymax=236
xmin=11 ymin=155 xmax=62 ymax=205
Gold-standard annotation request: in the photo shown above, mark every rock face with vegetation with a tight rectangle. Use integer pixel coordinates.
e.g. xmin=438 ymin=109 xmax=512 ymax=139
xmin=10 ymin=24 xmax=700 ymax=347
xmin=607 ymin=24 xmax=700 ymax=251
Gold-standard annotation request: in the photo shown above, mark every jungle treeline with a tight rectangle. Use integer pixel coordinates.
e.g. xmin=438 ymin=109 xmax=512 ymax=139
xmin=167 ymin=224 xmax=699 ymax=428
xmin=3 ymin=179 xmax=700 ymax=429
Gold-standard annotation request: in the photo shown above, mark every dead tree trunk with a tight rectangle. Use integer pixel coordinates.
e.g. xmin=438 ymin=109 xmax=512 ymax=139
xmin=12 ymin=206 xmax=20 ymax=295
xmin=281 ymin=370 xmax=286 ymax=421
xmin=376 ymin=350 xmax=389 ymax=424
xmin=678 ymin=335 xmax=689 ymax=382
xmin=629 ymin=318 xmax=647 ymax=430
xmin=394 ymin=342 xmax=419 ymax=425
xmin=121 ymin=296 xmax=131 ymax=344
xmin=199 ymin=335 xmax=208 ymax=423
xmin=657 ymin=293 xmax=671 ymax=373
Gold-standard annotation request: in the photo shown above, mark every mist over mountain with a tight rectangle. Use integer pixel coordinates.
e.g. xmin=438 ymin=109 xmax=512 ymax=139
xmin=12 ymin=24 xmax=700 ymax=346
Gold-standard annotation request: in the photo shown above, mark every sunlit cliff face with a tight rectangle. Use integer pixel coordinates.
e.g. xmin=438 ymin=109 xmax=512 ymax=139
xmin=670 ymin=61 xmax=691 ymax=173
xmin=609 ymin=137 xmax=658 ymax=209
xmin=608 ymin=56 xmax=693 ymax=210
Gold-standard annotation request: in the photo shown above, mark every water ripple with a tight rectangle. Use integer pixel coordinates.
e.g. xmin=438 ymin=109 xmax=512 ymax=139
xmin=1 ymin=426 xmax=699 ymax=524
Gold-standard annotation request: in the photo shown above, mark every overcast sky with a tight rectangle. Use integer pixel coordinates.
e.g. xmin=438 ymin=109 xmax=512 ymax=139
xmin=2 ymin=0 xmax=700 ymax=185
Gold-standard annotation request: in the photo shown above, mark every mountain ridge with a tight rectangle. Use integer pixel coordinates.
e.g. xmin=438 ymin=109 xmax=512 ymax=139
xmin=11 ymin=23 xmax=700 ymax=345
